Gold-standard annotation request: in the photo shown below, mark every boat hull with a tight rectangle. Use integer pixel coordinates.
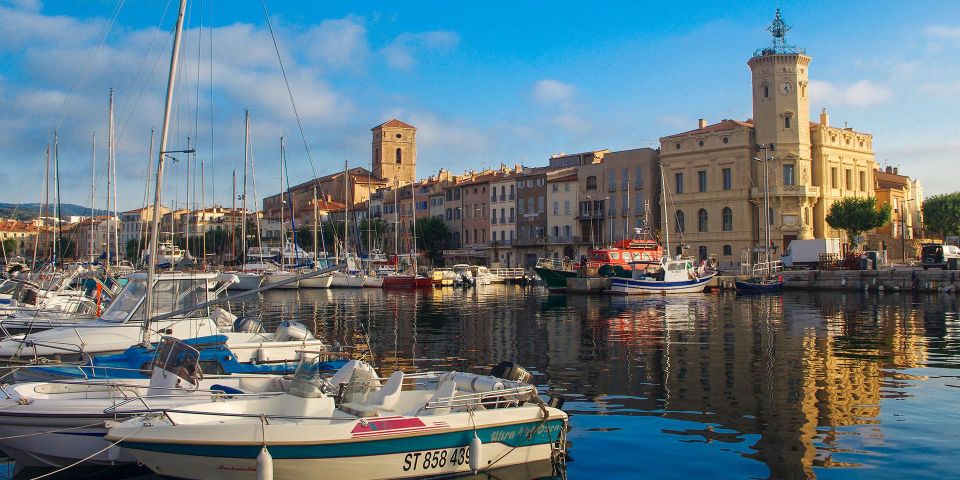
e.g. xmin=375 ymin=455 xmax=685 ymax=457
xmin=299 ymin=275 xmax=333 ymax=289
xmin=734 ymin=280 xmax=784 ymax=293
xmin=362 ymin=276 xmax=384 ymax=288
xmin=229 ymin=274 xmax=263 ymax=291
xmin=532 ymin=267 xmax=576 ymax=292
xmin=382 ymin=276 xmax=433 ymax=288
xmin=609 ymin=272 xmax=716 ymax=294
xmin=0 ymin=411 xmax=134 ymax=469
xmin=330 ymin=274 xmax=365 ymax=288
xmin=118 ymin=418 xmax=565 ymax=480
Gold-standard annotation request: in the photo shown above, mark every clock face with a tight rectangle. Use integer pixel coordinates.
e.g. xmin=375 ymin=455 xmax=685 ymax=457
xmin=778 ymin=82 xmax=793 ymax=95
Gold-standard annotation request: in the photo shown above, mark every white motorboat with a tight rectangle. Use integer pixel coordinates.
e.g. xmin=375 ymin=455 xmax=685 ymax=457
xmin=608 ymin=257 xmax=716 ymax=294
xmin=362 ymin=275 xmax=383 ymax=288
xmin=0 ymin=338 xmax=290 ymax=472
xmin=0 ymin=271 xmax=322 ymax=362
xmin=108 ymin=359 xmax=568 ymax=480
xmin=230 ymin=272 xmax=263 ymax=290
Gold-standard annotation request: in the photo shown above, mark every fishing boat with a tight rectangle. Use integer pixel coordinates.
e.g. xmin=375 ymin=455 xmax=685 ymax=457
xmin=609 ymin=257 xmax=716 ymax=294
xmin=381 ymin=272 xmax=433 ymax=288
xmin=532 ymin=258 xmax=577 ymax=292
xmin=0 ymin=337 xmax=301 ymax=472
xmin=106 ymin=359 xmax=568 ymax=480
xmin=735 ymin=275 xmax=784 ymax=293
xmin=533 ymin=233 xmax=663 ymax=292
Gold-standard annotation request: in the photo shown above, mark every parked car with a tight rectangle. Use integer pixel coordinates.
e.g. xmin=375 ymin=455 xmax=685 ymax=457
xmin=920 ymin=243 xmax=960 ymax=270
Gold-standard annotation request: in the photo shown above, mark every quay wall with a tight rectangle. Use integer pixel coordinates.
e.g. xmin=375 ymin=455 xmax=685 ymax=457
xmin=713 ymin=269 xmax=960 ymax=293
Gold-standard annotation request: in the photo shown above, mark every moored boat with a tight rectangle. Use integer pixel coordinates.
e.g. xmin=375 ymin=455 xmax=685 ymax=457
xmin=609 ymin=257 xmax=716 ymax=294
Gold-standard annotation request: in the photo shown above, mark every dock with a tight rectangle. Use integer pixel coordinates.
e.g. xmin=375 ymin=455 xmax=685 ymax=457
xmin=713 ymin=268 xmax=959 ymax=293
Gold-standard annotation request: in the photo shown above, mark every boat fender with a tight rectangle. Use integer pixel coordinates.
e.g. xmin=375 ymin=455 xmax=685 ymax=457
xmin=469 ymin=433 xmax=482 ymax=473
xmin=257 ymin=446 xmax=273 ymax=480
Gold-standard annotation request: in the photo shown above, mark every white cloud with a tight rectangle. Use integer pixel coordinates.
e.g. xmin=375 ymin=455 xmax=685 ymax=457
xmin=657 ymin=115 xmax=694 ymax=131
xmin=810 ymin=79 xmax=892 ymax=107
xmin=381 ymin=31 xmax=460 ymax=71
xmin=532 ymin=79 xmax=575 ymax=105
xmin=552 ymin=113 xmax=589 ymax=133
xmin=301 ymin=16 xmax=369 ymax=71
xmin=926 ymin=25 xmax=960 ymax=41
xmin=3 ymin=0 xmax=42 ymax=13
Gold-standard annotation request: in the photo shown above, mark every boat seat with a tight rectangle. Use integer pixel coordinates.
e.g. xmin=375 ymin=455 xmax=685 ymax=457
xmin=423 ymin=380 xmax=457 ymax=415
xmin=340 ymin=370 xmax=404 ymax=417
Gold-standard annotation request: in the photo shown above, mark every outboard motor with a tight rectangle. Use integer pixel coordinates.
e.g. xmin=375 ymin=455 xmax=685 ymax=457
xmin=234 ymin=317 xmax=264 ymax=333
xmin=489 ymin=361 xmax=533 ymax=384
xmin=273 ymin=320 xmax=316 ymax=342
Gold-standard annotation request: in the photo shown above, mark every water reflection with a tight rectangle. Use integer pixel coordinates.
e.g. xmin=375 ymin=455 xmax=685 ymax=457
xmin=234 ymin=287 xmax=959 ymax=479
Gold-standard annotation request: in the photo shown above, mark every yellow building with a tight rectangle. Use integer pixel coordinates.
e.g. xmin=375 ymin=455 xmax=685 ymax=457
xmin=659 ymin=10 xmax=876 ymax=264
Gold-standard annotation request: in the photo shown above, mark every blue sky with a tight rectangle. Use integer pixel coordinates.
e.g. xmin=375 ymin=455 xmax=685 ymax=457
xmin=0 ymin=0 xmax=958 ymax=211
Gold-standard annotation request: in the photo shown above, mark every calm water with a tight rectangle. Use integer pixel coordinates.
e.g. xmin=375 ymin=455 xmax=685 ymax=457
xmin=10 ymin=287 xmax=955 ymax=479
xmin=229 ymin=286 xmax=959 ymax=480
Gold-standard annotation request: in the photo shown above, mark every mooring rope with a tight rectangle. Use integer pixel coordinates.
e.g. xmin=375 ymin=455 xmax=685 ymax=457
xmin=29 ymin=425 xmax=145 ymax=480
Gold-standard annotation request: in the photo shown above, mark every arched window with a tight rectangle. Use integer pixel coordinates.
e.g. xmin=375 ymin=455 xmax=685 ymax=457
xmin=395 ymin=147 xmax=402 ymax=164
xmin=586 ymin=176 xmax=597 ymax=190
xmin=697 ymin=208 xmax=708 ymax=232
xmin=675 ymin=209 xmax=685 ymax=233
xmin=722 ymin=207 xmax=733 ymax=231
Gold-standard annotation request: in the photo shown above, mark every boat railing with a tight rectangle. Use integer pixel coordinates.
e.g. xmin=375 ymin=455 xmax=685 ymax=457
xmin=419 ymin=385 xmax=537 ymax=414
xmin=751 ymin=260 xmax=784 ymax=277
xmin=104 ymin=389 xmax=287 ymax=415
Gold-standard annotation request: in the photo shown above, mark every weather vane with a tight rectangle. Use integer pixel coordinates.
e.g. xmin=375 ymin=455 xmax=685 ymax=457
xmin=755 ymin=8 xmax=804 ymax=56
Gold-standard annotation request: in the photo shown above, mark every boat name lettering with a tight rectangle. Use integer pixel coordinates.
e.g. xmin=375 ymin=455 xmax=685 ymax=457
xmin=402 ymin=447 xmax=469 ymax=471
xmin=217 ymin=464 xmax=256 ymax=472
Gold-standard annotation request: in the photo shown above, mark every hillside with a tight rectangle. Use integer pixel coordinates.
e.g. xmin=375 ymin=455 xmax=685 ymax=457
xmin=0 ymin=203 xmax=109 ymax=220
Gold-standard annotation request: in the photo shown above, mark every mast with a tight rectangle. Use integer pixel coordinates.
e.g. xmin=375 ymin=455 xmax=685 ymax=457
xmin=394 ymin=177 xmax=399 ymax=268
xmin=200 ymin=155 xmax=206 ymax=266
xmin=89 ymin=132 xmax=97 ymax=265
xmin=343 ymin=160 xmax=349 ymax=269
xmin=241 ymin=110 xmax=249 ymax=266
xmin=184 ymin=137 xmax=192 ymax=259
xmin=143 ymin=0 xmax=188 ymax=344
xmin=108 ymin=89 xmax=119 ymax=268
xmin=284 ymin=139 xmax=299 ymax=268
xmin=313 ymin=184 xmax=318 ymax=267
xmin=661 ymin=162 xmax=670 ymax=260
xmin=231 ymin=170 xmax=236 ymax=261
xmin=278 ymin=136 xmax=287 ymax=270
xmin=140 ymin=129 xmax=154 ymax=264
xmin=33 ymin=144 xmax=49 ymax=268
xmin=53 ymin=131 xmax=62 ymax=266
xmin=410 ymin=177 xmax=418 ymax=274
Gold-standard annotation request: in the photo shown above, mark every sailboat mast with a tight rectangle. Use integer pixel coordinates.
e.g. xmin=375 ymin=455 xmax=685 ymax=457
xmin=278 ymin=136 xmax=286 ymax=269
xmin=343 ymin=160 xmax=349 ymax=266
xmin=231 ymin=170 xmax=236 ymax=261
xmin=140 ymin=129 xmax=154 ymax=263
xmin=241 ymin=110 xmax=249 ymax=265
xmin=33 ymin=144 xmax=49 ymax=268
xmin=313 ymin=184 xmax=318 ymax=267
xmin=53 ymin=131 xmax=62 ymax=265
xmin=661 ymin=162 xmax=670 ymax=259
xmin=109 ymin=89 xmax=119 ymax=268
xmin=410 ymin=177 xmax=417 ymax=274
xmin=143 ymin=0 xmax=188 ymax=344
xmin=90 ymin=132 xmax=97 ymax=265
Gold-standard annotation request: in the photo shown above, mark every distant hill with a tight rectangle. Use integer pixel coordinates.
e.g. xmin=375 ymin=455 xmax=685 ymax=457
xmin=0 ymin=203 xmax=109 ymax=220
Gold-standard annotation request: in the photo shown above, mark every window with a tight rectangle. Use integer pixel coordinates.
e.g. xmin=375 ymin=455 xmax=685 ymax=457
xmin=859 ymin=171 xmax=866 ymax=191
xmin=586 ymin=176 xmax=597 ymax=190
xmin=564 ymin=201 xmax=570 ymax=215
xmin=538 ymin=196 xmax=544 ymax=213
xmin=509 ymin=185 xmax=515 ymax=199
xmin=763 ymin=85 xmax=769 ymax=98
xmin=552 ymin=226 xmax=559 ymax=237
xmin=395 ymin=148 xmax=402 ymax=164
xmin=768 ymin=207 xmax=774 ymax=226
xmin=845 ymin=169 xmax=853 ymax=190
xmin=509 ymin=207 xmax=514 ymax=222
xmin=500 ymin=208 xmax=505 ymax=222
xmin=722 ymin=207 xmax=733 ymax=231
xmin=698 ymin=170 xmax=707 ymax=192
xmin=608 ymin=170 xmax=616 ymax=192
xmin=622 ymin=193 xmax=628 ymax=215
xmin=698 ymin=246 xmax=708 ymax=261
xmin=723 ymin=245 xmax=732 ymax=256
xmin=492 ymin=209 xmax=497 ymax=223
xmin=564 ymin=225 xmax=571 ymax=237
xmin=552 ymin=183 xmax=558 ymax=192
xmin=697 ymin=208 xmax=708 ymax=232
xmin=492 ymin=231 xmax=497 ymax=242
xmin=722 ymin=168 xmax=732 ymax=190
xmin=609 ymin=197 xmax=616 ymax=218
xmin=634 ymin=167 xmax=643 ymax=189
xmin=552 ymin=201 xmax=559 ymax=215
xmin=565 ymin=183 xmax=570 ymax=192
xmin=783 ymin=164 xmax=795 ymax=186
xmin=465 ymin=230 xmax=470 ymax=244
xmin=622 ymin=168 xmax=629 ymax=190
xmin=784 ymin=116 xmax=791 ymax=129
xmin=675 ymin=173 xmax=684 ymax=193
xmin=830 ymin=167 xmax=838 ymax=189
xmin=454 ymin=189 xmax=461 ymax=200
xmin=675 ymin=210 xmax=685 ymax=233
xmin=528 ymin=197 xmax=534 ymax=213
xmin=455 ymin=208 xmax=461 ymax=219
xmin=518 ymin=201 xmax=524 ymax=214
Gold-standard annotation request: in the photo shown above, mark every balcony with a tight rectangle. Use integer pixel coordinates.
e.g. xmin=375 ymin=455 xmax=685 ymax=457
xmin=577 ymin=210 xmax=605 ymax=220
xmin=508 ymin=216 xmax=515 ymax=223
xmin=750 ymin=184 xmax=820 ymax=198
xmin=509 ymin=194 xmax=515 ymax=200
xmin=546 ymin=235 xmax=580 ymax=244
xmin=512 ymin=237 xmax=545 ymax=246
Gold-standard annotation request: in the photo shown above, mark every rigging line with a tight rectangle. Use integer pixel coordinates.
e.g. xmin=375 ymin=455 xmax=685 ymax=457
xmin=29 ymin=425 xmax=146 ymax=480
xmin=208 ymin=0 xmax=216 ymax=207
xmin=259 ymin=0 xmax=318 ymax=178
xmin=115 ymin=0 xmax=174 ymax=146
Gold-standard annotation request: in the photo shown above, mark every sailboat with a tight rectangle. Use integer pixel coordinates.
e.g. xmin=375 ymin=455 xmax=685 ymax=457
xmin=300 ymin=184 xmax=334 ymax=288
xmin=382 ymin=178 xmax=432 ymax=288
xmin=329 ymin=161 xmax=366 ymax=288
xmin=263 ymin=137 xmax=302 ymax=290
xmin=609 ymin=163 xmax=716 ymax=294
xmin=230 ymin=110 xmax=266 ymax=290
xmin=736 ymin=144 xmax=784 ymax=293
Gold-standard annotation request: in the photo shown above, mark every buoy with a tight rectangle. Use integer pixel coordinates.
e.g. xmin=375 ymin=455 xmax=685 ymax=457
xmin=257 ymin=446 xmax=273 ymax=480
xmin=469 ymin=432 xmax=483 ymax=473
xmin=878 ymin=285 xmax=884 ymax=292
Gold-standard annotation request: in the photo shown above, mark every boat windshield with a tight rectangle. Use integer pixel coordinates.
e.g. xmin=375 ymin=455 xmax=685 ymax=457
xmin=151 ymin=336 xmax=202 ymax=385
xmin=100 ymin=277 xmax=210 ymax=323
xmin=0 ymin=280 xmax=19 ymax=294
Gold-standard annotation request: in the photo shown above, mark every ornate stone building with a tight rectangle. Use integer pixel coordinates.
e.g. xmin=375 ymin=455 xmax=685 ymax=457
xmin=659 ymin=10 xmax=876 ymax=264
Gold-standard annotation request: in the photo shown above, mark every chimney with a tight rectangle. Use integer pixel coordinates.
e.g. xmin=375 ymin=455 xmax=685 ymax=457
xmin=819 ymin=108 xmax=829 ymax=127
xmin=698 ymin=118 xmax=707 ymax=129
xmin=885 ymin=166 xmax=892 ymax=174
xmin=893 ymin=167 xmax=899 ymax=175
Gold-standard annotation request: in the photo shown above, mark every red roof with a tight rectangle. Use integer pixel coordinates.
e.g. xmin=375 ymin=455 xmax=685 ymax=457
xmin=662 ymin=119 xmax=754 ymax=139
xmin=372 ymin=119 xmax=415 ymax=130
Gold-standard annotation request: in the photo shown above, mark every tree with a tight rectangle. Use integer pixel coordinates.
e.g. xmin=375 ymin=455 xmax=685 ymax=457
xmin=125 ymin=238 xmax=139 ymax=260
xmin=826 ymin=196 xmax=891 ymax=248
xmin=1 ymin=238 xmax=17 ymax=258
xmin=414 ymin=217 xmax=450 ymax=265
xmin=922 ymin=192 xmax=960 ymax=239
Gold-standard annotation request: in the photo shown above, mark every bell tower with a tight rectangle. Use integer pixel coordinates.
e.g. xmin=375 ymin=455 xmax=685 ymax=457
xmin=748 ymin=9 xmax=811 ymax=158
xmin=371 ymin=119 xmax=417 ymax=186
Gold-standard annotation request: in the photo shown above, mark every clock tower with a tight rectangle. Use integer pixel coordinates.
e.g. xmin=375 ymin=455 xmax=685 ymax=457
xmin=748 ymin=9 xmax=811 ymax=158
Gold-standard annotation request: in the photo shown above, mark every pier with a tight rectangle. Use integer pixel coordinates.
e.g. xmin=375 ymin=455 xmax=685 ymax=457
xmin=713 ymin=268 xmax=960 ymax=293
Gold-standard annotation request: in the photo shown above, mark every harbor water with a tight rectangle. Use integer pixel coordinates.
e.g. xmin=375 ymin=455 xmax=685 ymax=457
xmin=229 ymin=286 xmax=958 ymax=479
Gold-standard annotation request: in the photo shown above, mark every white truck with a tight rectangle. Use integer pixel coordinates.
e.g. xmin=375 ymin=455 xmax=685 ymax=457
xmin=780 ymin=238 xmax=842 ymax=269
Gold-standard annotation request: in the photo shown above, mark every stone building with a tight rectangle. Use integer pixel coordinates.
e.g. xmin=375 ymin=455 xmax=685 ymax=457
xmin=371 ymin=119 xmax=417 ymax=187
xmin=513 ymin=167 xmax=550 ymax=267
xmin=874 ymin=167 xmax=913 ymax=239
xmin=545 ymin=167 xmax=579 ymax=261
xmin=659 ymin=10 xmax=876 ymax=264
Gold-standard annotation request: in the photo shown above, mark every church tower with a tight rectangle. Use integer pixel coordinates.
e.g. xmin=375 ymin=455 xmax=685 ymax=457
xmin=748 ymin=9 xmax=811 ymax=160
xmin=371 ymin=119 xmax=417 ymax=186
